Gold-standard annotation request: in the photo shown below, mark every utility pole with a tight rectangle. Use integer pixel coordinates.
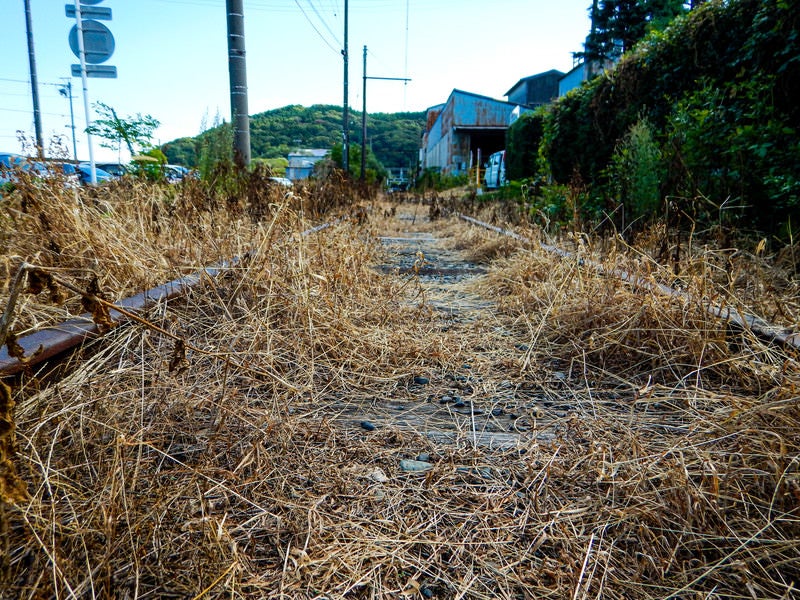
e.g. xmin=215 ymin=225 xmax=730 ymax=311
xmin=24 ymin=0 xmax=44 ymax=157
xmin=59 ymin=80 xmax=78 ymax=161
xmin=341 ymin=0 xmax=349 ymax=175
xmin=226 ymin=0 xmax=251 ymax=167
xmin=361 ymin=45 xmax=367 ymax=180
xmin=360 ymin=45 xmax=411 ymax=181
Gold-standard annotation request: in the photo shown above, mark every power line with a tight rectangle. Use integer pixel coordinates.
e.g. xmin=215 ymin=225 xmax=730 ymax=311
xmin=0 ymin=107 xmax=69 ymax=118
xmin=293 ymin=0 xmax=339 ymax=54
xmin=306 ymin=0 xmax=341 ymax=46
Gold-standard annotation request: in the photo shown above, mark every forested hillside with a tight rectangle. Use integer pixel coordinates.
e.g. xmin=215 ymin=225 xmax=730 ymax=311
xmin=162 ymin=104 xmax=425 ymax=170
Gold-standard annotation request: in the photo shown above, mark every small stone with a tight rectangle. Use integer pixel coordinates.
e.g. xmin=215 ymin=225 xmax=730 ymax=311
xmin=367 ymin=467 xmax=388 ymax=483
xmin=416 ymin=452 xmax=431 ymax=462
xmin=462 ymin=364 xmax=471 ymax=370
xmin=421 ymin=587 xmax=434 ymax=598
xmin=414 ymin=376 xmax=430 ymax=385
xmin=491 ymin=407 xmax=504 ymax=417
xmin=453 ymin=400 xmax=466 ymax=408
xmin=360 ymin=420 xmax=376 ymax=431
xmin=400 ymin=459 xmax=433 ymax=472
xmin=439 ymin=395 xmax=453 ymax=404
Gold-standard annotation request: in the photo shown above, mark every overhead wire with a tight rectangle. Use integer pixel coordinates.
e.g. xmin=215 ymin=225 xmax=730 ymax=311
xmin=306 ymin=0 xmax=341 ymax=47
xmin=293 ymin=0 xmax=340 ymax=54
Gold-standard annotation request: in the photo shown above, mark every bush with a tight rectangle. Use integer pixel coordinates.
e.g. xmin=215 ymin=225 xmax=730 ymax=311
xmin=414 ymin=168 xmax=468 ymax=191
xmin=540 ymin=0 xmax=800 ymax=236
xmin=606 ymin=117 xmax=665 ymax=228
xmin=506 ymin=111 xmax=546 ymax=181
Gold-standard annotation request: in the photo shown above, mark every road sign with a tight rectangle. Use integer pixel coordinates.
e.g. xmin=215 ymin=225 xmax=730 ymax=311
xmin=68 ymin=20 xmax=115 ymax=64
xmin=65 ymin=5 xmax=111 ymax=20
xmin=71 ymin=64 xmax=117 ymax=78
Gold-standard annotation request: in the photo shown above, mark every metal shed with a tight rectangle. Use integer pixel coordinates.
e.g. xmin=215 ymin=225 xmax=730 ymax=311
xmin=419 ymin=90 xmax=525 ymax=176
xmin=505 ymin=69 xmax=564 ymax=108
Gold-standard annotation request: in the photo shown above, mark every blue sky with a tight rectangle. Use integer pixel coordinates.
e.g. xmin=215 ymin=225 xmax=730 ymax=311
xmin=3 ymin=0 xmax=592 ymax=162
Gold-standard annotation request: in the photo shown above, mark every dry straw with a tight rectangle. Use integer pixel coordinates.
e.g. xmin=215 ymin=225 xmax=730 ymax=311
xmin=0 ymin=178 xmax=798 ymax=598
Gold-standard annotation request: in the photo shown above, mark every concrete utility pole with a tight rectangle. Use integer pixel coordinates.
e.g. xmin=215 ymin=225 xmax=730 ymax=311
xmin=342 ymin=0 xmax=349 ymax=175
xmin=361 ymin=45 xmax=411 ymax=181
xmin=226 ymin=0 xmax=251 ymax=167
xmin=24 ymin=0 xmax=44 ymax=157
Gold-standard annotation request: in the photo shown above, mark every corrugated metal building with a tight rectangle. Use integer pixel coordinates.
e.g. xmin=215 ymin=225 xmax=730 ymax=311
xmin=286 ymin=149 xmax=329 ymax=181
xmin=505 ymin=70 xmax=564 ymax=108
xmin=419 ymin=90 xmax=524 ymax=176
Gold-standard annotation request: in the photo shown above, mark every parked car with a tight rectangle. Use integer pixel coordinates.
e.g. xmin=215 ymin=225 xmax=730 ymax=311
xmin=75 ymin=163 xmax=115 ymax=184
xmin=94 ymin=162 xmax=128 ymax=178
xmin=483 ymin=150 xmax=507 ymax=189
xmin=0 ymin=152 xmax=26 ymax=170
xmin=164 ymin=164 xmax=190 ymax=183
xmin=1 ymin=152 xmax=28 ymax=186
xmin=269 ymin=176 xmax=293 ymax=188
xmin=54 ymin=163 xmax=82 ymax=187
xmin=0 ymin=153 xmax=51 ymax=188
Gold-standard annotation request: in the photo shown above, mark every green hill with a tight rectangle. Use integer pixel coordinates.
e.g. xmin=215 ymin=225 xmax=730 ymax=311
xmin=162 ymin=104 xmax=425 ymax=170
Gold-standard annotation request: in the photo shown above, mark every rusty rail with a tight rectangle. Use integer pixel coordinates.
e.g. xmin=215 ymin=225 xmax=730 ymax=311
xmin=459 ymin=214 xmax=800 ymax=350
xmin=0 ymin=263 xmax=236 ymax=378
xmin=0 ymin=220 xmax=342 ymax=378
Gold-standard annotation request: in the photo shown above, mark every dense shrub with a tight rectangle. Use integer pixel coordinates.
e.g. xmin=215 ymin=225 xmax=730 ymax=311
xmin=505 ymin=111 xmax=545 ymax=181
xmin=541 ymin=0 xmax=800 ymax=235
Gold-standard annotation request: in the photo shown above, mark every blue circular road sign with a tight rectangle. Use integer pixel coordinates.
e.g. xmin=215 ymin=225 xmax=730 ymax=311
xmin=68 ymin=20 xmax=115 ymax=64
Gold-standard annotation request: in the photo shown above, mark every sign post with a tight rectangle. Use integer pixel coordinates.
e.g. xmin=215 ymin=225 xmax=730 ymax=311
xmin=67 ymin=0 xmax=117 ymax=183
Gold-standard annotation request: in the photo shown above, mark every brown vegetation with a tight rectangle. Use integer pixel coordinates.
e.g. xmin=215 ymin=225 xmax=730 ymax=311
xmin=0 ymin=177 xmax=798 ymax=598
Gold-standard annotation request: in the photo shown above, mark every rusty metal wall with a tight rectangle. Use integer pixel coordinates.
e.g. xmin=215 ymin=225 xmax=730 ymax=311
xmin=421 ymin=90 xmax=519 ymax=174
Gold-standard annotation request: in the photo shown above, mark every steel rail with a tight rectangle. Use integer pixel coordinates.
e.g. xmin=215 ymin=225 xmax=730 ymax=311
xmin=0 ymin=220 xmax=343 ymax=378
xmin=459 ymin=214 xmax=800 ymax=350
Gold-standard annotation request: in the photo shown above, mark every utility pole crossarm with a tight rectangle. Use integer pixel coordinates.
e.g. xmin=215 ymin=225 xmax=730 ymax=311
xmin=360 ymin=45 xmax=411 ymax=181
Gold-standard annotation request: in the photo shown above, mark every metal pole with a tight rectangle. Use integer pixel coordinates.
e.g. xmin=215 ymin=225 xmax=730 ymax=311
xmin=60 ymin=80 xmax=78 ymax=161
xmin=361 ymin=67 xmax=411 ymax=184
xmin=226 ymin=0 xmax=251 ymax=168
xmin=23 ymin=0 xmax=44 ymax=157
xmin=342 ymin=0 xmax=349 ymax=175
xmin=74 ymin=1 xmax=96 ymax=183
xmin=361 ymin=45 xmax=367 ymax=181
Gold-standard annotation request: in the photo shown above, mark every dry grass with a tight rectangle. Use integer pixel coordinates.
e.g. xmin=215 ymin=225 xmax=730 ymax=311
xmin=1 ymin=180 xmax=799 ymax=598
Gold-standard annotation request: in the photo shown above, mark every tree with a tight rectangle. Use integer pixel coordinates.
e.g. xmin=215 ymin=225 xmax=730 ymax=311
xmin=85 ymin=101 xmax=160 ymax=157
xmin=580 ymin=0 xmax=687 ymax=64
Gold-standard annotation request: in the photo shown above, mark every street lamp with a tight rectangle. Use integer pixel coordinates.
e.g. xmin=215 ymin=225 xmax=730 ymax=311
xmin=58 ymin=79 xmax=78 ymax=161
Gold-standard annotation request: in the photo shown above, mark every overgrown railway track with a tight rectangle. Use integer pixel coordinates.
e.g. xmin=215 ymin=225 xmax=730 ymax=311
xmin=2 ymin=198 xmax=799 ymax=599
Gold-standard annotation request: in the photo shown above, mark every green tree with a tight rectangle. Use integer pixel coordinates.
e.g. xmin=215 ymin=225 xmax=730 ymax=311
xmin=330 ymin=142 xmax=387 ymax=182
xmin=85 ymin=101 xmax=160 ymax=156
xmin=580 ymin=0 xmax=687 ymax=63
xmin=197 ymin=113 xmax=233 ymax=179
xmin=162 ymin=137 xmax=197 ymax=166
